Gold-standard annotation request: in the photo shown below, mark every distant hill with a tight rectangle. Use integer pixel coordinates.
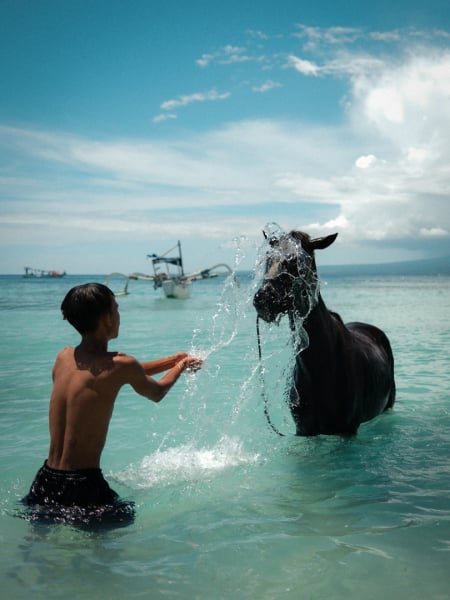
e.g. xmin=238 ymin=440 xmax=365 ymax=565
xmin=319 ymin=255 xmax=450 ymax=277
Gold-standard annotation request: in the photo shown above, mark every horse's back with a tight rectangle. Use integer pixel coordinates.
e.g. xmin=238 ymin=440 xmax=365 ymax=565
xmin=346 ymin=320 xmax=388 ymax=339
xmin=345 ymin=320 xmax=396 ymax=412
xmin=345 ymin=321 xmax=394 ymax=365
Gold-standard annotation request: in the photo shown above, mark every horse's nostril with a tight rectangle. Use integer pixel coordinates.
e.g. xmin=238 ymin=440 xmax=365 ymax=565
xmin=254 ymin=294 xmax=267 ymax=314
xmin=253 ymin=289 xmax=270 ymax=315
xmin=254 ymin=285 xmax=269 ymax=301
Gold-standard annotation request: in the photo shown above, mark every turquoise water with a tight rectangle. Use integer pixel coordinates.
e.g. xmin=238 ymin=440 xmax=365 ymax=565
xmin=1 ymin=270 xmax=449 ymax=599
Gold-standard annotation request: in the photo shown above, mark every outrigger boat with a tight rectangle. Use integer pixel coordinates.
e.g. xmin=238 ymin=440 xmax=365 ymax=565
xmin=105 ymin=241 xmax=233 ymax=299
xmin=148 ymin=241 xmax=192 ymax=299
xmin=23 ymin=267 xmax=66 ymax=278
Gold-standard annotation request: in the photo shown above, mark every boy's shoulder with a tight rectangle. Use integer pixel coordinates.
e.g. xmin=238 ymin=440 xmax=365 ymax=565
xmin=112 ymin=351 xmax=140 ymax=366
xmin=55 ymin=346 xmax=75 ymax=361
xmin=111 ymin=352 xmax=145 ymax=383
xmin=114 ymin=351 xmax=133 ymax=359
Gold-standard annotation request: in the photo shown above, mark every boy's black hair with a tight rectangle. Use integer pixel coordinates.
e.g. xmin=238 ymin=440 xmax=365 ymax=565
xmin=61 ymin=283 xmax=115 ymax=334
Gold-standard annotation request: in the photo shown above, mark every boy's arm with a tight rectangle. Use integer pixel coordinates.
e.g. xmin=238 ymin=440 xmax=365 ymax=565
xmin=124 ymin=354 xmax=203 ymax=403
xmin=141 ymin=352 xmax=188 ymax=376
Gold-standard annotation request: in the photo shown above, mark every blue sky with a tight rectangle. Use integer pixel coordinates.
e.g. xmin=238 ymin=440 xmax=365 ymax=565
xmin=1 ymin=0 xmax=450 ymax=274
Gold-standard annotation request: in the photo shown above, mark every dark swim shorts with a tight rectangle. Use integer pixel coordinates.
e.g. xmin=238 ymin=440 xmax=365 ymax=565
xmin=22 ymin=461 xmax=135 ymax=527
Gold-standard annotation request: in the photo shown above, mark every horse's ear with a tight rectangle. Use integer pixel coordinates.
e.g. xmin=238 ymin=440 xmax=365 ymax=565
xmin=310 ymin=233 xmax=338 ymax=250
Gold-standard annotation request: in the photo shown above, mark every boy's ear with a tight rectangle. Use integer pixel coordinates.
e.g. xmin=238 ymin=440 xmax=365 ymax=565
xmin=98 ymin=311 xmax=112 ymax=331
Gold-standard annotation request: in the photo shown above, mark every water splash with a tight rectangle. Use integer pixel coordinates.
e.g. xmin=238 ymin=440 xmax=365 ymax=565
xmin=146 ymin=237 xmax=266 ymax=456
xmin=115 ymin=436 xmax=260 ymax=489
xmin=253 ymin=316 xmax=298 ymax=435
xmin=190 ymin=237 xmax=249 ymax=359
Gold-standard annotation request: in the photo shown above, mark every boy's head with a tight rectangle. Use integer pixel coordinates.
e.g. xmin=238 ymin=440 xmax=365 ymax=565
xmin=61 ymin=283 xmax=116 ymax=335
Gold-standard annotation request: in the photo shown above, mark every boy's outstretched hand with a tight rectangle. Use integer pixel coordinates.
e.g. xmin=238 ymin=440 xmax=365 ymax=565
xmin=182 ymin=356 xmax=204 ymax=372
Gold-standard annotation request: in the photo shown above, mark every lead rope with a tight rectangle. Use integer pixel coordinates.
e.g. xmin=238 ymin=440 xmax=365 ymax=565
xmin=256 ymin=316 xmax=286 ymax=437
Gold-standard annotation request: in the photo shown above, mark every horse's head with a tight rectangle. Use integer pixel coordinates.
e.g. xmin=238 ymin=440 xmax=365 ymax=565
xmin=253 ymin=226 xmax=338 ymax=323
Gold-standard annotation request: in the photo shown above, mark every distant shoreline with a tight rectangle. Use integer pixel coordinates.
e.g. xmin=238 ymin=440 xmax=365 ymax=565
xmin=318 ymin=255 xmax=450 ymax=277
xmin=1 ymin=255 xmax=450 ymax=277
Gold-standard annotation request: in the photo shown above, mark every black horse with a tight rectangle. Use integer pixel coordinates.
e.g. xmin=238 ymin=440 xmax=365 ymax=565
xmin=253 ymin=227 xmax=395 ymax=436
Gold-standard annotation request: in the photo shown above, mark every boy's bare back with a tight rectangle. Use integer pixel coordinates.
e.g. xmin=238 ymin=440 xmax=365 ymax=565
xmin=47 ymin=345 xmax=125 ymax=471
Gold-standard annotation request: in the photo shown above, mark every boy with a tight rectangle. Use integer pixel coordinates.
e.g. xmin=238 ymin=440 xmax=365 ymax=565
xmin=23 ymin=282 xmax=203 ymax=525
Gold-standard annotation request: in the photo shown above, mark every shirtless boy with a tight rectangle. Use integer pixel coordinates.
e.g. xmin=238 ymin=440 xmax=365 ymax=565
xmin=23 ymin=282 xmax=203 ymax=524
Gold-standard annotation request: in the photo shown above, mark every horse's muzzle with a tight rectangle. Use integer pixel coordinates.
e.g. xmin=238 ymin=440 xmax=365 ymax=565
xmin=253 ymin=284 xmax=288 ymax=323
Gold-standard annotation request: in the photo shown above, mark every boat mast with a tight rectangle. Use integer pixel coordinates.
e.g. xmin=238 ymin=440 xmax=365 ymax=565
xmin=177 ymin=240 xmax=185 ymax=277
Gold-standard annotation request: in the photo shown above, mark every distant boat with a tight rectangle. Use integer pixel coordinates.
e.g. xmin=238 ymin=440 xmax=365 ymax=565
xmin=159 ymin=277 xmax=192 ymax=300
xmin=105 ymin=241 xmax=233 ymax=299
xmin=148 ymin=241 xmax=192 ymax=299
xmin=23 ymin=267 xmax=66 ymax=278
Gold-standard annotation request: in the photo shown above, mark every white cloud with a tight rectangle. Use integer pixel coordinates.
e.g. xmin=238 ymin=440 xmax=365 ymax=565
xmin=196 ymin=53 xmax=215 ymax=67
xmin=355 ymin=155 xmax=377 ymax=169
xmin=350 ymin=50 xmax=450 ymax=148
xmin=370 ymin=30 xmax=402 ymax=42
xmin=222 ymin=45 xmax=251 ymax=64
xmin=160 ymin=89 xmax=231 ymax=111
xmin=274 ymin=47 xmax=450 ymax=243
xmin=294 ymin=24 xmax=363 ymax=47
xmin=294 ymin=23 xmax=450 ymax=50
xmin=252 ymin=80 xmax=282 ymax=93
xmin=307 ymin=215 xmax=350 ymax=233
xmin=365 ymin=88 xmax=404 ymax=123
xmin=419 ymin=227 xmax=448 ymax=238
xmin=151 ymin=88 xmax=231 ymax=125
xmin=152 ymin=113 xmax=177 ymax=124
xmin=245 ymin=29 xmax=269 ymax=41
xmin=196 ymin=45 xmax=250 ymax=68
xmin=287 ymin=55 xmax=320 ymax=76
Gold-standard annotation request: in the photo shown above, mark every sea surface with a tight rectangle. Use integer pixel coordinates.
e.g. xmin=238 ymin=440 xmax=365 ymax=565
xmin=1 ymin=265 xmax=449 ymax=599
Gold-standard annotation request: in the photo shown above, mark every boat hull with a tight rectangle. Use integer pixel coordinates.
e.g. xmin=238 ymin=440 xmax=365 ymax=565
xmin=162 ymin=279 xmax=191 ymax=299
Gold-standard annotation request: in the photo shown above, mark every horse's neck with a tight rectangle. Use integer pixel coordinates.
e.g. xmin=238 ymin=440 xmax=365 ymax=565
xmin=297 ymin=294 xmax=340 ymax=359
